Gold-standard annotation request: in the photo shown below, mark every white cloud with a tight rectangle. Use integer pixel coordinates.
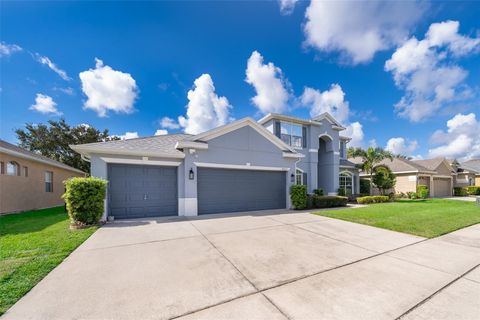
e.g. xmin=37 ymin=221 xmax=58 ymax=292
xmin=160 ymin=116 xmax=180 ymax=130
xmin=29 ymin=93 xmax=62 ymax=115
xmin=178 ymin=74 xmax=232 ymax=135
xmin=279 ymin=0 xmax=299 ymax=15
xmin=245 ymin=50 xmax=290 ymax=114
xmin=428 ymin=113 xmax=480 ymax=160
xmin=301 ymin=84 xmax=349 ymax=123
xmin=53 ymin=87 xmax=75 ymax=95
xmin=385 ymin=20 xmax=480 ymax=122
xmin=385 ymin=137 xmax=418 ymax=155
xmin=344 ymin=122 xmax=364 ymax=148
xmin=35 ymin=54 xmax=71 ymax=81
xmin=303 ymin=1 xmax=424 ymax=64
xmin=79 ymin=58 xmax=138 ymax=117
xmin=0 ymin=42 xmax=22 ymax=57
xmin=117 ymin=132 xmax=139 ymax=140
xmin=154 ymin=129 xmax=168 ymax=136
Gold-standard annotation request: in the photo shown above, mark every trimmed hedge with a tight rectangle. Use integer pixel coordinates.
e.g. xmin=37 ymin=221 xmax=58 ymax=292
xmin=312 ymin=195 xmax=348 ymax=208
xmin=466 ymin=186 xmax=480 ymax=195
xmin=357 ymin=195 xmax=390 ymax=204
xmin=290 ymin=185 xmax=307 ymax=209
xmin=313 ymin=188 xmax=324 ymax=196
xmin=454 ymin=187 xmax=468 ymax=196
xmin=63 ymin=177 xmax=108 ymax=225
xmin=416 ymin=185 xmax=429 ymax=199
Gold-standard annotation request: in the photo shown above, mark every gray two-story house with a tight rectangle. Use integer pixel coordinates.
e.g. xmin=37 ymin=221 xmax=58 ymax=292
xmin=72 ymin=112 xmax=358 ymax=220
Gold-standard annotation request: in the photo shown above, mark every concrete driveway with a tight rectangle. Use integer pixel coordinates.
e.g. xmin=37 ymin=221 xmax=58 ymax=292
xmin=3 ymin=210 xmax=479 ymax=320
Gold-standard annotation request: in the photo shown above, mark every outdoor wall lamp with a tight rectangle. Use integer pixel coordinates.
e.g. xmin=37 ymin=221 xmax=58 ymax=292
xmin=290 ymin=173 xmax=295 ymax=182
xmin=189 ymin=168 xmax=195 ymax=180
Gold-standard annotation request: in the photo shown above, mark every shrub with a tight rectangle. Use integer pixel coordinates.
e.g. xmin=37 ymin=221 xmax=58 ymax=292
xmin=466 ymin=186 xmax=480 ymax=195
xmin=416 ymin=185 xmax=429 ymax=199
xmin=357 ymin=195 xmax=390 ymax=204
xmin=453 ymin=187 xmax=468 ymax=196
xmin=337 ymin=188 xmax=346 ymax=196
xmin=63 ymin=177 xmax=108 ymax=225
xmin=313 ymin=195 xmax=348 ymax=208
xmin=313 ymin=188 xmax=323 ymax=196
xmin=407 ymin=191 xmax=418 ymax=199
xmin=360 ymin=179 xmax=370 ymax=195
xmin=290 ymin=185 xmax=307 ymax=210
xmin=372 ymin=166 xmax=396 ymax=195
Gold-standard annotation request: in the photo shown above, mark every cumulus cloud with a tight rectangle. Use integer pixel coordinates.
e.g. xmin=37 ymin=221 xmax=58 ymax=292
xmin=301 ymin=84 xmax=349 ymax=123
xmin=385 ymin=137 xmax=419 ymax=155
xmin=245 ymin=51 xmax=290 ymax=114
xmin=29 ymin=93 xmax=62 ymax=115
xmin=159 ymin=116 xmax=180 ymax=130
xmin=35 ymin=54 xmax=71 ymax=81
xmin=303 ymin=1 xmax=424 ymax=64
xmin=79 ymin=58 xmax=138 ymax=117
xmin=154 ymin=129 xmax=168 ymax=136
xmin=279 ymin=0 xmax=299 ymax=15
xmin=385 ymin=20 xmax=480 ymax=122
xmin=344 ymin=122 xmax=364 ymax=148
xmin=178 ymin=74 xmax=232 ymax=134
xmin=0 ymin=42 xmax=22 ymax=57
xmin=428 ymin=113 xmax=480 ymax=160
xmin=117 ymin=132 xmax=139 ymax=140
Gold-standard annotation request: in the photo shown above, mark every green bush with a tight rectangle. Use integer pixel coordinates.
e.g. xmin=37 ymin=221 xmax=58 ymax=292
xmin=290 ymin=185 xmax=307 ymax=209
xmin=337 ymin=188 xmax=346 ymax=196
xmin=313 ymin=195 xmax=348 ymax=208
xmin=407 ymin=191 xmax=418 ymax=199
xmin=63 ymin=177 xmax=108 ymax=225
xmin=360 ymin=179 xmax=370 ymax=195
xmin=416 ymin=185 xmax=429 ymax=199
xmin=466 ymin=186 xmax=480 ymax=195
xmin=313 ymin=188 xmax=323 ymax=196
xmin=357 ymin=195 xmax=390 ymax=204
xmin=454 ymin=187 xmax=468 ymax=196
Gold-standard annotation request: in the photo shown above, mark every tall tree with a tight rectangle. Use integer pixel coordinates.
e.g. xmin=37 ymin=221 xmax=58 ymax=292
xmin=347 ymin=147 xmax=394 ymax=194
xmin=15 ymin=119 xmax=119 ymax=173
xmin=372 ymin=166 xmax=396 ymax=195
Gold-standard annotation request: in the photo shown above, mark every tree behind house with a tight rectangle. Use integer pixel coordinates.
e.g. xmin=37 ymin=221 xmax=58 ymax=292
xmin=15 ymin=119 xmax=119 ymax=173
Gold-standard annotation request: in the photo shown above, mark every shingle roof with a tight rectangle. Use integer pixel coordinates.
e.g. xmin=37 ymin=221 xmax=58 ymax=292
xmin=412 ymin=158 xmax=452 ymax=172
xmin=0 ymin=139 xmax=84 ymax=173
xmin=461 ymin=159 xmax=480 ymax=173
xmin=339 ymin=159 xmax=357 ymax=168
xmin=71 ymin=134 xmax=192 ymax=158
xmin=349 ymin=157 xmax=433 ymax=173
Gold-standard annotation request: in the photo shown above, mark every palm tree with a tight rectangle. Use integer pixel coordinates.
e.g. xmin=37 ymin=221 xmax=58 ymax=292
xmin=348 ymin=147 xmax=394 ymax=195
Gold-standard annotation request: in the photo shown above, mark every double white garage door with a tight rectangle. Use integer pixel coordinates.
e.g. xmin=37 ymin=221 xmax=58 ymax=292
xmin=108 ymin=164 xmax=286 ymax=219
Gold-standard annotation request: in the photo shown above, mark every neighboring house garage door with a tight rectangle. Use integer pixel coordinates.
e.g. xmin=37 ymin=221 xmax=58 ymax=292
xmin=197 ymin=168 xmax=286 ymax=215
xmin=433 ymin=178 xmax=451 ymax=197
xmin=108 ymin=164 xmax=177 ymax=219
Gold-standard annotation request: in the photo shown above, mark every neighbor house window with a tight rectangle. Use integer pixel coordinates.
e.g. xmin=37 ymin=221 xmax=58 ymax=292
xmin=6 ymin=161 xmax=20 ymax=176
xmin=45 ymin=171 xmax=53 ymax=192
xmin=23 ymin=166 xmax=28 ymax=177
xmin=295 ymin=169 xmax=303 ymax=185
xmin=339 ymin=172 xmax=353 ymax=195
xmin=0 ymin=161 xmax=4 ymax=174
xmin=280 ymin=122 xmax=303 ymax=148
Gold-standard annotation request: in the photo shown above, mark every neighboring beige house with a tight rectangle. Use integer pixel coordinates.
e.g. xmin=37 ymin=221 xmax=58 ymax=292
xmin=350 ymin=157 xmax=454 ymax=197
xmin=0 ymin=139 xmax=85 ymax=214
xmin=451 ymin=159 xmax=479 ymax=187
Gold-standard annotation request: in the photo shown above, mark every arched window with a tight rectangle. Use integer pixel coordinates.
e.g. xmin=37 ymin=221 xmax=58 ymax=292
xmin=6 ymin=161 xmax=20 ymax=176
xmin=339 ymin=172 xmax=353 ymax=195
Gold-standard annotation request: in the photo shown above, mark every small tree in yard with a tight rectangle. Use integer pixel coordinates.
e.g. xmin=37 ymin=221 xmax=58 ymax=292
xmin=372 ymin=166 xmax=396 ymax=195
xmin=63 ymin=177 xmax=108 ymax=226
xmin=290 ymin=185 xmax=307 ymax=210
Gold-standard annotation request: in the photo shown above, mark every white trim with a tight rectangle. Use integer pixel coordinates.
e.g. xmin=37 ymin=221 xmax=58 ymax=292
xmin=100 ymin=157 xmax=182 ymax=166
xmin=334 ymin=151 xmax=340 ymax=155
xmin=178 ymin=198 xmax=197 ymax=216
xmin=194 ymin=162 xmax=289 ymax=172
xmin=332 ymin=125 xmax=345 ymax=131
xmin=319 ymin=133 xmax=333 ymax=141
xmin=295 ymin=168 xmax=304 ymax=185
xmin=283 ymin=152 xmax=305 ymax=159
xmin=0 ymin=146 xmax=85 ymax=174
xmin=257 ymin=113 xmax=322 ymax=126
xmin=308 ymin=149 xmax=318 ymax=153
xmin=432 ymin=175 xmax=453 ymax=179
xmin=340 ymin=170 xmax=353 ymax=176
xmin=175 ymin=141 xmax=208 ymax=150
xmin=70 ymin=145 xmax=186 ymax=159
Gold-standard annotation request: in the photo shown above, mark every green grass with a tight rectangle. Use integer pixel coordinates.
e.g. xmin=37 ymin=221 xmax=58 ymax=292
xmin=315 ymin=199 xmax=480 ymax=238
xmin=0 ymin=207 xmax=97 ymax=315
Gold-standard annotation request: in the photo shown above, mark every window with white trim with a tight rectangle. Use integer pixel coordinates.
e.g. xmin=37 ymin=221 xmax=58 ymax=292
xmin=339 ymin=172 xmax=353 ymax=195
xmin=280 ymin=122 xmax=303 ymax=148
xmin=45 ymin=171 xmax=53 ymax=192
xmin=339 ymin=141 xmax=346 ymax=158
xmin=7 ymin=161 xmax=20 ymax=176
xmin=295 ymin=169 xmax=303 ymax=185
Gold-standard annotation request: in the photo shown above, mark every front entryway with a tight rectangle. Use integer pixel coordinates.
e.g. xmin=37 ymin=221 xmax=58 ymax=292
xmin=108 ymin=164 xmax=177 ymax=219
xmin=197 ymin=168 xmax=286 ymax=214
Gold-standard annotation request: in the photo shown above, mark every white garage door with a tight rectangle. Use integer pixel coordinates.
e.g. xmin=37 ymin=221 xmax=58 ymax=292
xmin=433 ymin=178 xmax=451 ymax=197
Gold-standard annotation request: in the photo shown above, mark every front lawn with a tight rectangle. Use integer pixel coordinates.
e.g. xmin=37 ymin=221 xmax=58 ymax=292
xmin=315 ymin=199 xmax=480 ymax=238
xmin=0 ymin=207 xmax=97 ymax=315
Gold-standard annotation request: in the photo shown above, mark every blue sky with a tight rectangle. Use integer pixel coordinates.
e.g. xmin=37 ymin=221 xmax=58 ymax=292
xmin=1 ymin=1 xmax=479 ymax=159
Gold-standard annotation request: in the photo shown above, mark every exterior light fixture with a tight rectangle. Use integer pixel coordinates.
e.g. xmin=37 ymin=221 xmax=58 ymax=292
xmin=189 ymin=168 xmax=195 ymax=180
xmin=290 ymin=173 xmax=295 ymax=182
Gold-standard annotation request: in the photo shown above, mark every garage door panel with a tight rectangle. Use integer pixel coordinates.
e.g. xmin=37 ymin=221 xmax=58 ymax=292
xmin=198 ymin=168 xmax=286 ymax=215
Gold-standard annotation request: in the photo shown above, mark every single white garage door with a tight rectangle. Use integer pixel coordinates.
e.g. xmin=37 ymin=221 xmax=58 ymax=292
xmin=197 ymin=168 xmax=286 ymax=215
xmin=433 ymin=178 xmax=451 ymax=197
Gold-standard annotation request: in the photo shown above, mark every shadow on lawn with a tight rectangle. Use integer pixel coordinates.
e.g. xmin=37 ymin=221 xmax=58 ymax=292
xmin=0 ymin=206 xmax=68 ymax=236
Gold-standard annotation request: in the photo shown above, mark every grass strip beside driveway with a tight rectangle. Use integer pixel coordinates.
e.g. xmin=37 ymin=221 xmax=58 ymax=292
xmin=0 ymin=206 xmax=97 ymax=315
xmin=314 ymin=199 xmax=480 ymax=238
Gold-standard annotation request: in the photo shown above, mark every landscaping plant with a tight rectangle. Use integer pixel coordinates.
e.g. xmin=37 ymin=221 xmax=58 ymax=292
xmin=372 ymin=166 xmax=396 ymax=195
xmin=290 ymin=185 xmax=307 ymax=209
xmin=416 ymin=185 xmax=429 ymax=199
xmin=357 ymin=195 xmax=390 ymax=204
xmin=63 ymin=177 xmax=108 ymax=226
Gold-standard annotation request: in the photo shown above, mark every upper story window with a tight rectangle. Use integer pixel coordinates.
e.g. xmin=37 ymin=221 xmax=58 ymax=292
xmin=279 ymin=122 xmax=304 ymax=148
xmin=7 ymin=161 xmax=20 ymax=176
xmin=23 ymin=166 xmax=29 ymax=177
xmin=340 ymin=141 xmax=346 ymax=158
xmin=45 ymin=171 xmax=53 ymax=192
